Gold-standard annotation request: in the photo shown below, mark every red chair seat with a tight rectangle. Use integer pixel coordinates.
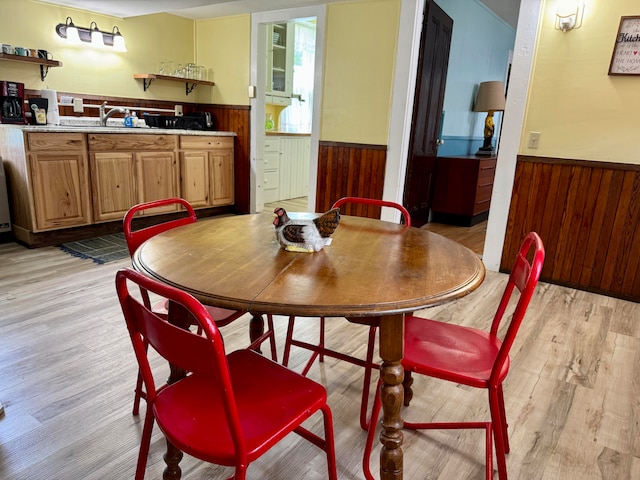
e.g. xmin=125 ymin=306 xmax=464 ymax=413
xmin=154 ymin=349 xmax=327 ymax=463
xmin=404 ymin=316 xmax=509 ymax=387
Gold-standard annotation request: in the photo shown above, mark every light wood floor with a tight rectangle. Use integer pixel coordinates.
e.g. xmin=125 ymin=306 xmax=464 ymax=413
xmin=1 ymin=226 xmax=638 ymax=479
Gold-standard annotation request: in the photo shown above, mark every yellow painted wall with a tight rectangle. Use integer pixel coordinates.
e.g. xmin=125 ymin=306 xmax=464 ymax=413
xmin=321 ymin=0 xmax=401 ymax=144
xmin=1 ymin=0 xmax=400 ymax=142
xmin=0 ymin=0 xmax=195 ymax=101
xmin=521 ymin=0 xmax=639 ymax=163
xmin=195 ymin=15 xmax=250 ymax=105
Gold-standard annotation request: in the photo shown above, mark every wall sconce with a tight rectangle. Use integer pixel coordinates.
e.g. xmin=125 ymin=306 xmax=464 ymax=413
xmin=56 ymin=17 xmax=127 ymax=51
xmin=555 ymin=2 xmax=584 ymax=32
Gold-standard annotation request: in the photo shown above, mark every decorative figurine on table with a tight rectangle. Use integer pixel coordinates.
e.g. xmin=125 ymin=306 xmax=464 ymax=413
xmin=273 ymin=207 xmax=340 ymax=252
xmin=478 ymin=110 xmax=495 ymax=153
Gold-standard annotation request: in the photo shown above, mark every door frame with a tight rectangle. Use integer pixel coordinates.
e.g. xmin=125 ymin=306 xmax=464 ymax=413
xmin=249 ymin=6 xmax=326 ymax=213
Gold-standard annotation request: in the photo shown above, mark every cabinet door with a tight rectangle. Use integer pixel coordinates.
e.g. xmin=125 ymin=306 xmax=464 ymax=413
xmin=28 ymin=152 xmax=92 ymax=231
xmin=266 ymin=22 xmax=294 ymax=98
xmin=91 ymin=152 xmax=137 ymax=222
xmin=181 ymin=151 xmax=210 ymax=208
xmin=136 ymin=151 xmax=179 ymax=213
xmin=209 ymin=148 xmax=234 ymax=206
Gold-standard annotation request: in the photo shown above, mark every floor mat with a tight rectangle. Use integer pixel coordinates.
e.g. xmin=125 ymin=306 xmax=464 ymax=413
xmin=58 ymin=232 xmax=129 ymax=264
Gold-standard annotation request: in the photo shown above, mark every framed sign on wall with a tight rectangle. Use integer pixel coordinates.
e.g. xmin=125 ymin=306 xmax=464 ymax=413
xmin=609 ymin=16 xmax=640 ymax=75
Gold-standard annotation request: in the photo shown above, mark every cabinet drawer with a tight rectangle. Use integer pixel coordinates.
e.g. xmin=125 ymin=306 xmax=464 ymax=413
xmin=179 ymin=135 xmax=234 ymax=150
xmin=89 ymin=134 xmax=176 ymax=151
xmin=264 ymin=138 xmax=280 ymax=152
xmin=264 ymin=170 xmax=279 ymax=188
xmin=478 ymin=160 xmax=496 ymax=182
xmin=27 ymin=133 xmax=85 ymax=151
xmin=264 ymin=151 xmax=279 ymax=170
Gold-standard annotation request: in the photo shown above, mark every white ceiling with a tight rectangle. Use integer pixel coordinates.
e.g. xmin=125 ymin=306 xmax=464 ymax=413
xmin=37 ymin=0 xmax=520 ymax=28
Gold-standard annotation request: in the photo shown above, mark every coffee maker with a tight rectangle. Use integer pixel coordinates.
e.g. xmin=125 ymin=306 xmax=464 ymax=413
xmin=0 ymin=81 xmax=27 ymax=124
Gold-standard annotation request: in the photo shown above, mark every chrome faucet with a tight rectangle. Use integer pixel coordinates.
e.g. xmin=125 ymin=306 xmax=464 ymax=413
xmin=99 ymin=101 xmax=126 ymax=127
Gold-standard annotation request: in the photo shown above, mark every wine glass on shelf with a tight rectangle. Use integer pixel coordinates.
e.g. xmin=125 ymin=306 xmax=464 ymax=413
xmin=158 ymin=61 xmax=166 ymax=75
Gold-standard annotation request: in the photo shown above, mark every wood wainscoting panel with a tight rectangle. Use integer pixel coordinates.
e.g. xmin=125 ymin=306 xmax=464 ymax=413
xmin=501 ymin=156 xmax=640 ymax=301
xmin=315 ymin=141 xmax=387 ymax=214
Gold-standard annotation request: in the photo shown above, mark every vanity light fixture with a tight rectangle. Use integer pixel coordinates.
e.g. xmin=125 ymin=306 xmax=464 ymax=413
xmin=90 ymin=22 xmax=104 ymax=47
xmin=555 ymin=2 xmax=584 ymax=32
xmin=111 ymin=26 xmax=127 ymax=52
xmin=63 ymin=17 xmax=81 ymax=44
xmin=55 ymin=17 xmax=126 ymax=51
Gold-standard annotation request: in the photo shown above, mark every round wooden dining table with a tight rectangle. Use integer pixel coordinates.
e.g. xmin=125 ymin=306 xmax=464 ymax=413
xmin=132 ymin=211 xmax=485 ymax=480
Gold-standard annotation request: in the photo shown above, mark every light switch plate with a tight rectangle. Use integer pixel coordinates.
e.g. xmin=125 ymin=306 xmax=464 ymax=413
xmin=528 ymin=131 xmax=541 ymax=149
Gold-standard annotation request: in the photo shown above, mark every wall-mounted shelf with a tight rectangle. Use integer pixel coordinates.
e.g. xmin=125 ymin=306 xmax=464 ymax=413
xmin=0 ymin=53 xmax=63 ymax=81
xmin=133 ymin=73 xmax=215 ymax=96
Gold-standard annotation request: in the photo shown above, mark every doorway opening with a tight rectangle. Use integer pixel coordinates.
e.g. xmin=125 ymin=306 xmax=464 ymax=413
xmin=250 ymin=6 xmax=325 ymax=214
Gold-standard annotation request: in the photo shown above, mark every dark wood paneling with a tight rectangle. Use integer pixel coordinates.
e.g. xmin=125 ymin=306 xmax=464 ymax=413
xmin=502 ymin=155 xmax=640 ymax=302
xmin=315 ymin=141 xmax=387 ymax=216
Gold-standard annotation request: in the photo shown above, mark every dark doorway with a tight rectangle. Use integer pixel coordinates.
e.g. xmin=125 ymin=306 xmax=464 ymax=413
xmin=403 ymin=1 xmax=453 ymax=227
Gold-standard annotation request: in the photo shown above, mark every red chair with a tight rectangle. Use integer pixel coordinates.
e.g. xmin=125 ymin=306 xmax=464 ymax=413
xmin=123 ymin=198 xmax=277 ymax=415
xmin=282 ymin=196 xmax=411 ymax=431
xmin=363 ymin=232 xmax=545 ymax=480
xmin=116 ymin=267 xmax=338 ymax=480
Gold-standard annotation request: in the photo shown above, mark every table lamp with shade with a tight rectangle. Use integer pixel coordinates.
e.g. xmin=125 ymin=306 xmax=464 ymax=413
xmin=473 ymin=80 xmax=505 ymax=155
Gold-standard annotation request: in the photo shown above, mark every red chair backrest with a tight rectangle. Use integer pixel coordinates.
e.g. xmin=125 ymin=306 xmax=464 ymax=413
xmin=331 ymin=196 xmax=411 ymax=227
xmin=115 ymin=268 xmax=242 ymax=441
xmin=489 ymin=231 xmax=545 ymax=384
xmin=123 ymin=198 xmax=198 ymax=255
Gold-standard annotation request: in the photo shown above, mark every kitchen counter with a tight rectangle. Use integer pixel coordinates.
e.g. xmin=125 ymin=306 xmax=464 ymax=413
xmin=265 ymin=131 xmax=310 ymax=137
xmin=14 ymin=125 xmax=236 ymax=137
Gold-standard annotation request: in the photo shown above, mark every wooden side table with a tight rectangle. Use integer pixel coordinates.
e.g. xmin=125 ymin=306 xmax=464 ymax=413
xmin=431 ymin=154 xmax=497 ymax=226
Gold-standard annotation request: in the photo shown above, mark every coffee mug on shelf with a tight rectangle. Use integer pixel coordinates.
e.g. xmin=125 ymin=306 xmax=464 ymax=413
xmin=29 ymin=48 xmax=38 ymax=58
xmin=37 ymin=49 xmax=53 ymax=61
xmin=15 ymin=47 xmax=28 ymax=56
xmin=2 ymin=44 xmax=14 ymax=55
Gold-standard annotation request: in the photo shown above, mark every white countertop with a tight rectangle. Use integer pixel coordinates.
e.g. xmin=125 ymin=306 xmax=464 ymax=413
xmin=2 ymin=117 xmax=235 ymax=137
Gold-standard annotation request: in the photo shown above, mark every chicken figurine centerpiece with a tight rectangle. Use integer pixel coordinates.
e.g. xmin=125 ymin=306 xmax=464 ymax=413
xmin=273 ymin=207 xmax=340 ymax=253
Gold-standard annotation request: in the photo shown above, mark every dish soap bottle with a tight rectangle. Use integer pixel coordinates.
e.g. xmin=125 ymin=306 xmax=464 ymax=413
xmin=124 ymin=109 xmax=133 ymax=128
xmin=131 ymin=111 xmax=138 ymax=127
xmin=265 ymin=113 xmax=274 ymax=130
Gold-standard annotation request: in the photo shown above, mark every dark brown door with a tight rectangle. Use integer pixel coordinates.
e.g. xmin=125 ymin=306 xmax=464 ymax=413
xmin=403 ymin=1 xmax=453 ymax=227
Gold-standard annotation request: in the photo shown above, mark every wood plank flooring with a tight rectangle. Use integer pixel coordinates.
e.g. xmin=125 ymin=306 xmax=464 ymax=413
xmin=0 ymin=221 xmax=638 ymax=479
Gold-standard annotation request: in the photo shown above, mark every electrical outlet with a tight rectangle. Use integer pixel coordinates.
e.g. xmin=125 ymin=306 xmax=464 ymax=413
xmin=528 ymin=131 xmax=541 ymax=149
xmin=174 ymin=105 xmax=183 ymax=117
xmin=73 ymin=97 xmax=84 ymax=113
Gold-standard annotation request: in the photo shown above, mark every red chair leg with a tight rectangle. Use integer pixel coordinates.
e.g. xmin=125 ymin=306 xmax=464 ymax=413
xmin=321 ymin=404 xmax=339 ymax=480
xmin=489 ymin=388 xmax=508 ymax=480
xmin=135 ymin=411 xmax=155 ymax=480
xmin=282 ymin=316 xmax=296 ymax=367
xmin=359 ymin=325 xmax=378 ymax=431
xmin=318 ymin=316 xmax=325 ymax=362
xmin=497 ymin=384 xmax=510 ymax=453
xmin=132 ymin=370 xmax=145 ymax=415
xmin=266 ymin=314 xmax=278 ymax=362
xmin=363 ymin=380 xmax=383 ymax=480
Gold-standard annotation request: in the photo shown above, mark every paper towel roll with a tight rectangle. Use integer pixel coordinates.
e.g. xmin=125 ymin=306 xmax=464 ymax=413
xmin=40 ymin=89 xmax=60 ymax=125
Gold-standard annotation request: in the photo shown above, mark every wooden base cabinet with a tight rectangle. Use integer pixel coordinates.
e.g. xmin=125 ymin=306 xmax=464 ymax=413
xmin=431 ymin=154 xmax=496 ymax=226
xmin=179 ymin=136 xmax=234 ymax=208
xmin=27 ymin=133 xmax=92 ymax=231
xmin=89 ymin=134 xmax=179 ymax=222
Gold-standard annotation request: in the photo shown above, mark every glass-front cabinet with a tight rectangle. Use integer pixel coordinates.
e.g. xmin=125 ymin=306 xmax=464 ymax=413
xmin=266 ymin=22 xmax=294 ymax=102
